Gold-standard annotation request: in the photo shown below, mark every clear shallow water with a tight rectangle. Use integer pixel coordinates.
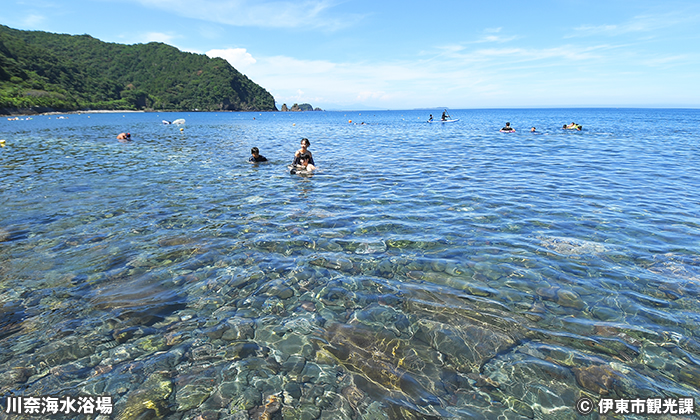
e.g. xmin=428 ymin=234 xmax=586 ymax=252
xmin=1 ymin=108 xmax=699 ymax=419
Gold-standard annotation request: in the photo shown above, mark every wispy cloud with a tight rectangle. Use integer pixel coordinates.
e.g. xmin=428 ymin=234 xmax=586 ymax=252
xmin=467 ymin=27 xmax=519 ymax=44
xmin=642 ymin=54 xmax=694 ymax=67
xmin=21 ymin=14 xmax=46 ymax=28
xmin=211 ymin=40 xmax=631 ymax=108
xmin=132 ymin=0 xmax=362 ymax=30
xmin=567 ymin=12 xmax=699 ymax=38
xmin=479 ymin=35 xmax=519 ymax=43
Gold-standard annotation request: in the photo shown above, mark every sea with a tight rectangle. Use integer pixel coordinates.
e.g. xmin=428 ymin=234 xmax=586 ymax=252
xmin=1 ymin=108 xmax=699 ymax=419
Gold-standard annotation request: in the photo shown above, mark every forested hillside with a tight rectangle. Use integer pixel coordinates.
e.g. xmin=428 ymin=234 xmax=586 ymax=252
xmin=0 ymin=25 xmax=277 ymax=114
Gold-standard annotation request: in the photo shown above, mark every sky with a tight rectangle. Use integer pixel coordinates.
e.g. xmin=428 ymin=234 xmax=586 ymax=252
xmin=2 ymin=0 xmax=699 ymax=110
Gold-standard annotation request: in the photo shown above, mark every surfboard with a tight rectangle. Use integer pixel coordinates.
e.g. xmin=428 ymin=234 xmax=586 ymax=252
xmin=173 ymin=118 xmax=186 ymax=125
xmin=428 ymin=118 xmax=460 ymax=123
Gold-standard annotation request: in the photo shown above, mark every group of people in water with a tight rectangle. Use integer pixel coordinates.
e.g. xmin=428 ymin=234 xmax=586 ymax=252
xmin=499 ymin=121 xmax=583 ymax=132
xmin=426 ymin=112 xmax=583 ymax=131
xmin=249 ymin=137 xmax=316 ymax=174
xmin=428 ymin=110 xmax=452 ymax=122
xmin=116 ymin=116 xmax=583 ymax=173
xmin=116 ymin=129 xmax=314 ymax=174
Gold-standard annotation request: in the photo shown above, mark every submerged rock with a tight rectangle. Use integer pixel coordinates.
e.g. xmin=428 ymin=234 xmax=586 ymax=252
xmin=316 ymin=321 xmax=442 ymax=413
xmin=572 ymin=364 xmax=626 ymax=396
xmin=538 ymin=236 xmax=606 ymax=256
xmin=176 ymin=383 xmax=214 ymax=412
xmin=116 ymin=371 xmax=173 ymax=420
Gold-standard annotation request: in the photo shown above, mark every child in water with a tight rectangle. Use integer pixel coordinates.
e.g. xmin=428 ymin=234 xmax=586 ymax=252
xmin=249 ymin=147 xmax=268 ymax=163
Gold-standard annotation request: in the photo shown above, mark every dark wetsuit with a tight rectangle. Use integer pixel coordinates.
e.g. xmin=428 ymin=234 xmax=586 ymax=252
xmin=293 ymin=153 xmax=314 ymax=166
xmin=249 ymin=155 xmax=268 ymax=162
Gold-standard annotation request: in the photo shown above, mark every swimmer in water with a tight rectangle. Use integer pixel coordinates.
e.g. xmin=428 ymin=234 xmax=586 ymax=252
xmin=500 ymin=122 xmax=515 ymax=132
xmin=117 ymin=132 xmax=131 ymax=141
xmin=249 ymin=147 xmax=268 ymax=163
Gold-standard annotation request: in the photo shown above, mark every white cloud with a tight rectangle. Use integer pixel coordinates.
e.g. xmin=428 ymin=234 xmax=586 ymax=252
xmin=207 ymin=48 xmax=257 ymax=71
xmin=239 ymin=39 xmax=649 ymax=109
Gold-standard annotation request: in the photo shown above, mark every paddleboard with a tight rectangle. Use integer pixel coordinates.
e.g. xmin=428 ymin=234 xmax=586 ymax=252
xmin=428 ymin=118 xmax=460 ymax=123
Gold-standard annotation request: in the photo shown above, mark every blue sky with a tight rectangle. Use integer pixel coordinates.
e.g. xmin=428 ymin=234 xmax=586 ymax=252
xmin=2 ymin=0 xmax=699 ymax=110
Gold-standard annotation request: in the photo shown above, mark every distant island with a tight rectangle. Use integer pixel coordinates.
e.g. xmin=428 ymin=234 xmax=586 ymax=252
xmin=279 ymin=103 xmax=322 ymax=112
xmin=0 ymin=24 xmax=277 ymax=115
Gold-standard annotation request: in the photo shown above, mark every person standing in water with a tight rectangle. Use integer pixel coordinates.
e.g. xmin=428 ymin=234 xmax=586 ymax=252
xmin=292 ymin=137 xmax=316 ymax=172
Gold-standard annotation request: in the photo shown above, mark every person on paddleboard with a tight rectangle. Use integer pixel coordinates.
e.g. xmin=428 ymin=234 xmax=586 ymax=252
xmin=441 ymin=110 xmax=450 ymax=121
xmin=428 ymin=114 xmax=434 ymax=122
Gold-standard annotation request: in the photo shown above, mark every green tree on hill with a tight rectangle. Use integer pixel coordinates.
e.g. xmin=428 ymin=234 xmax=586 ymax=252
xmin=0 ymin=24 xmax=277 ymax=114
